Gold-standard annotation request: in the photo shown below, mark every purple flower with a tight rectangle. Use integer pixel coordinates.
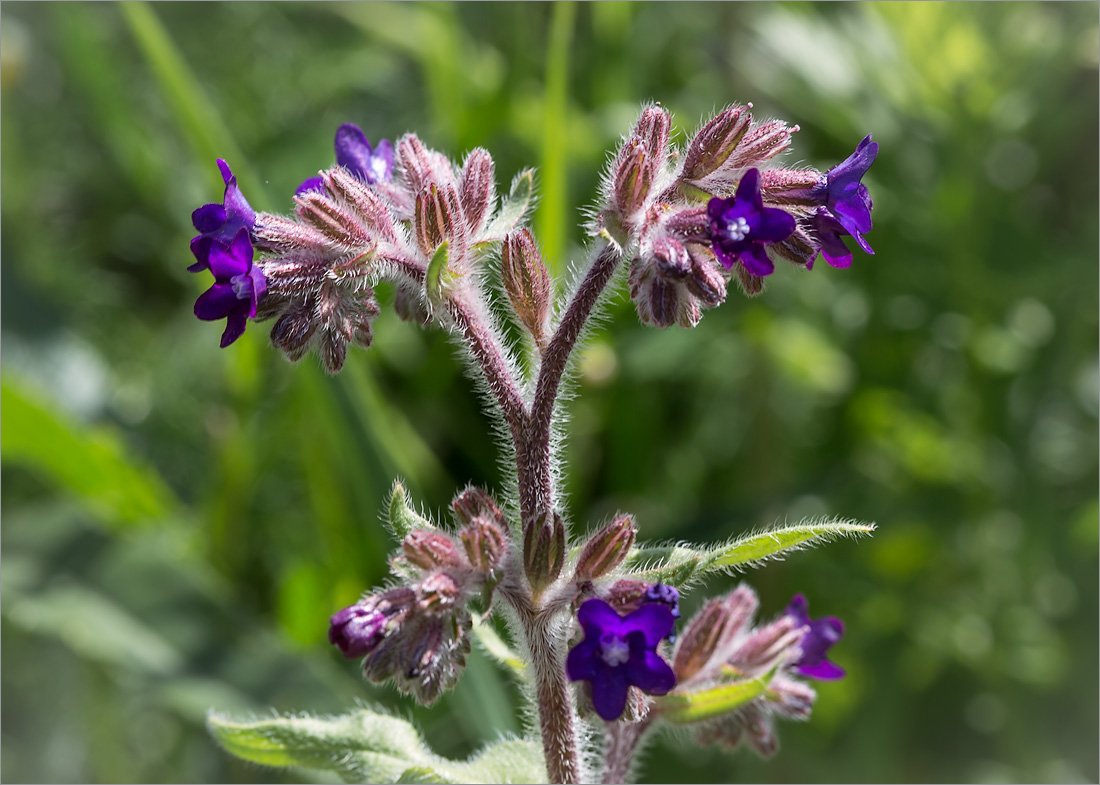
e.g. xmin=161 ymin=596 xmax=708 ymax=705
xmin=189 ymin=159 xmax=256 ymax=273
xmin=566 ymin=598 xmax=676 ymax=721
xmin=297 ymin=123 xmax=395 ymax=194
xmin=192 ymin=228 xmax=266 ymax=348
xmin=784 ymin=594 xmax=845 ymax=680
xmin=819 ymin=134 xmax=877 ymax=242
xmin=706 ymin=168 xmax=796 ymax=277
xmin=808 ymin=208 xmax=874 ymax=270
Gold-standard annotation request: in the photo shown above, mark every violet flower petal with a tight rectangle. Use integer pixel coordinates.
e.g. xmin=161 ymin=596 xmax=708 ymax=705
xmin=220 ymin=307 xmax=249 ymax=348
xmin=194 ymin=284 xmax=241 ymax=321
xmin=590 ymin=665 xmax=631 ymax=722
xmin=296 ymin=175 xmax=324 ymax=196
xmin=620 ymin=603 xmax=675 ymax=648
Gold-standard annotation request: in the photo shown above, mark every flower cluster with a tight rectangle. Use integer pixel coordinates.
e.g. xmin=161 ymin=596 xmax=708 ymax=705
xmin=667 ymin=585 xmax=845 ymax=757
xmin=591 ymin=104 xmax=877 ymax=326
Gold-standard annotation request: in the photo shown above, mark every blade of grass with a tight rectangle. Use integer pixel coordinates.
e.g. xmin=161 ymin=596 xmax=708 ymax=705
xmin=535 ymin=1 xmax=577 ymax=275
xmin=118 ymin=2 xmax=264 ymax=203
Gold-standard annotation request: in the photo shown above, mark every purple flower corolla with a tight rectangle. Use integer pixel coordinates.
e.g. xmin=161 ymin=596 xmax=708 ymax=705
xmin=566 ymin=598 xmax=676 ymax=721
xmin=706 ymin=168 xmax=796 ymax=277
xmin=189 ymin=159 xmax=256 ymax=273
xmin=808 ymin=208 xmax=873 ymax=270
xmin=784 ymin=594 xmax=845 ymax=680
xmin=192 ymin=228 xmax=266 ymax=348
xmin=819 ymin=134 xmax=877 ymax=242
xmin=328 ymin=604 xmax=388 ymax=659
xmin=297 ymin=123 xmax=395 ymax=194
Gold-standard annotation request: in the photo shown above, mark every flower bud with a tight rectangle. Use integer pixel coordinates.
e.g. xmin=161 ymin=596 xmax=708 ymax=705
xmin=418 ymin=572 xmax=463 ymax=613
xmin=734 ymin=263 xmax=766 ymax=297
xmin=452 ymin=487 xmax=508 ymax=529
xmin=403 ymin=529 xmax=465 ymax=572
xmin=394 ymin=283 xmax=431 ymax=325
xmin=501 ymin=229 xmax=552 ymax=344
xmin=631 ymin=104 xmax=671 ymax=173
xmin=415 ymin=183 xmax=465 ymax=257
xmin=460 ymin=147 xmax=495 ymax=236
xmin=612 ymin=141 xmax=652 ymax=220
xmin=324 ymin=167 xmax=397 ymax=242
xmin=681 ymin=104 xmax=752 ymax=182
xmin=769 ymin=224 xmax=817 ymax=268
xmin=269 ymin=301 xmax=318 ymax=362
xmin=573 ymin=514 xmax=637 ymax=582
xmin=760 ymin=168 xmax=825 ymax=207
xmin=254 ymin=212 xmax=330 ymax=253
xmin=328 ymin=586 xmax=416 ymax=659
xmin=728 ymin=120 xmax=798 ymax=171
xmin=628 ymin=256 xmax=702 ymax=328
xmin=673 ymin=585 xmax=758 ymax=683
xmin=294 ymin=190 xmax=375 ymax=250
xmin=397 ymin=133 xmax=456 ymax=195
xmin=523 ymin=511 xmax=565 ymax=595
xmin=730 ymin=615 xmax=803 ymax=676
xmin=460 ymin=519 xmax=507 ymax=576
xmin=684 ymin=243 xmax=728 ymax=307
xmin=652 ymin=236 xmax=691 ymax=280
xmin=603 ymin=579 xmax=650 ymax=615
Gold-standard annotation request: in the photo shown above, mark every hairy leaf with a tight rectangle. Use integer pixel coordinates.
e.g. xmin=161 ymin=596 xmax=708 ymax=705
xmin=208 ymin=708 xmax=545 ymax=784
xmin=655 ymin=670 xmax=774 ymax=724
xmin=388 ymin=481 xmax=436 ymax=539
xmin=485 ymin=168 xmax=535 ymax=239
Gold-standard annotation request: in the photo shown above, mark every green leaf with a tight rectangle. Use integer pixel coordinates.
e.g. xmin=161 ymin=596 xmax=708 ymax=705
xmin=387 ymin=481 xmax=435 ymax=539
xmin=0 ymin=376 xmax=179 ymax=528
xmin=655 ymin=670 xmax=774 ymax=724
xmin=208 ymin=708 xmax=546 ymax=784
xmin=470 ymin=616 xmax=528 ymax=681
xmin=485 ymin=169 xmax=536 ymax=239
xmin=624 ymin=519 xmax=876 ymax=587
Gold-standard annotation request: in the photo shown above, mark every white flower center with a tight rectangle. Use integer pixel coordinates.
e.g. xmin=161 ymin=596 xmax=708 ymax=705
xmin=726 ymin=216 xmax=750 ymax=242
xmin=600 ymin=634 xmax=630 ymax=667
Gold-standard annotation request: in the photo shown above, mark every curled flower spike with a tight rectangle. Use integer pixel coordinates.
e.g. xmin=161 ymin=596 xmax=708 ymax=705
xmin=566 ymin=598 xmax=676 ymax=721
xmin=298 ymin=123 xmax=395 ymax=194
xmin=189 ymin=159 xmax=256 ymax=272
xmin=785 ymin=594 xmax=846 ymax=680
xmin=706 ymin=168 xmax=796 ymax=277
xmin=192 ymin=228 xmax=266 ymax=347
xmin=817 ymin=134 xmax=877 ymax=244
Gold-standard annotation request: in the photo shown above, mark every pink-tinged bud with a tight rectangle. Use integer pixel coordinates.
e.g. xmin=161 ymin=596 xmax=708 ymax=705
xmin=270 ymin=302 xmax=318 ymax=362
xmin=760 ymin=168 xmax=825 ymax=207
xmin=397 ymin=134 xmax=456 ymax=195
xmin=254 ymin=213 xmax=331 ymax=253
xmin=523 ymin=511 xmax=565 ymax=595
xmin=682 ymin=104 xmax=752 ymax=182
xmin=293 ymin=190 xmax=376 ymax=250
xmin=501 ymin=229 xmax=552 ymax=344
xmin=328 ymin=586 xmax=416 ymax=658
xmin=451 ymin=487 xmax=509 ymax=529
xmin=663 ymin=205 xmax=711 ymax=242
xmin=314 ymin=279 xmax=380 ymax=373
xmin=696 ymin=704 xmax=778 ymax=758
xmin=631 ymin=104 xmax=671 ymax=173
xmin=260 ymin=256 xmax=329 ymax=301
xmin=684 ymin=243 xmax=728 ymax=307
xmin=769 ymin=225 xmax=817 ymax=268
xmin=460 ymin=148 xmax=496 ymax=236
xmin=603 ymin=579 xmax=650 ymax=615
xmin=574 ymin=514 xmax=638 ymax=582
xmin=734 ymin=264 xmax=766 ymax=297
xmin=415 ymin=183 xmax=465 ymax=257
xmin=418 ymin=572 xmax=463 ymax=613
xmin=730 ymin=615 xmax=803 ymax=676
xmin=729 ymin=120 xmax=798 ymax=171
xmin=460 ymin=518 xmax=506 ymax=576
xmin=767 ymin=672 xmax=817 ymax=719
xmin=673 ymin=585 xmax=758 ymax=683
xmin=612 ymin=140 xmax=653 ymax=219
xmin=628 ymin=256 xmax=702 ymax=328
xmin=652 ymin=236 xmax=692 ymax=280
xmin=324 ymin=167 xmax=397 ymax=242
xmin=403 ymin=529 xmax=465 ymax=572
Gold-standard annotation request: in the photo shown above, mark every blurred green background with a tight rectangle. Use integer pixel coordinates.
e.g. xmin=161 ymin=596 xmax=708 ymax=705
xmin=2 ymin=2 xmax=1097 ymax=782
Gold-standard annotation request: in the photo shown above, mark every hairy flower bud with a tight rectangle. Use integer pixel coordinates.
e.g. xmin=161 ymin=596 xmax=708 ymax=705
xmin=603 ymin=579 xmax=650 ymax=615
xmin=612 ymin=140 xmax=652 ymax=220
xmin=681 ymin=104 xmax=753 ymax=182
xmin=324 ymin=166 xmax=397 ymax=242
xmin=673 ymin=585 xmax=758 ymax=684
xmin=403 ymin=530 xmax=465 ymax=572
xmin=574 ymin=514 xmax=637 ymax=582
xmin=452 ymin=487 xmax=508 ymax=530
xmin=628 ymin=255 xmax=702 ymax=328
xmin=769 ymin=224 xmax=817 ymax=268
xmin=418 ymin=572 xmax=463 ymax=613
xmin=501 ymin=229 xmax=552 ymax=344
xmin=328 ymin=586 xmax=416 ymax=659
xmin=631 ymin=104 xmax=671 ymax=174
xmin=269 ymin=301 xmax=318 ymax=362
xmin=760 ymin=168 xmax=826 ymax=208
xmin=728 ymin=120 xmax=798 ymax=171
xmin=523 ymin=511 xmax=565 ymax=595
xmin=415 ymin=183 xmax=465 ymax=257
xmin=684 ymin=243 xmax=728 ymax=306
xmin=460 ymin=519 xmax=507 ymax=576
xmin=294 ymin=189 xmax=376 ymax=250
xmin=460 ymin=148 xmax=495 ymax=236
xmin=730 ymin=615 xmax=803 ymax=677
xmin=397 ymin=133 xmax=456 ymax=195
xmin=394 ymin=283 xmax=431 ymax=325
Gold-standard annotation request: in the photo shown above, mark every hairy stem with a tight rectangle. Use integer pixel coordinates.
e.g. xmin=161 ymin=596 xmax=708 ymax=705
xmin=521 ymin=241 xmax=624 ymax=521
xmin=601 ymin=715 xmax=655 ymax=784
xmin=446 ymin=296 xmax=528 ymax=450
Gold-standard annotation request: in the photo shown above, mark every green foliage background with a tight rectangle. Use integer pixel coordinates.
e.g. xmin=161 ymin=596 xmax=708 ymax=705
xmin=2 ymin=2 xmax=1097 ymax=782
